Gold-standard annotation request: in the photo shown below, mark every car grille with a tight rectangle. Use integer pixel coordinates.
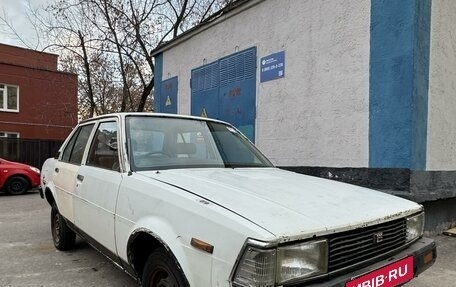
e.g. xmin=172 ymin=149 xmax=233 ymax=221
xmin=327 ymin=218 xmax=407 ymax=272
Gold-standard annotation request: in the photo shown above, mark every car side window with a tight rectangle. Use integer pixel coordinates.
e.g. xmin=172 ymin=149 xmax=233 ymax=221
xmin=87 ymin=121 xmax=120 ymax=172
xmin=61 ymin=124 xmax=95 ymax=165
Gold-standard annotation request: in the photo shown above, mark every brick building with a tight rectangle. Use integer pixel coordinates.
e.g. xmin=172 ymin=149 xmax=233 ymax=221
xmin=0 ymin=43 xmax=77 ymax=140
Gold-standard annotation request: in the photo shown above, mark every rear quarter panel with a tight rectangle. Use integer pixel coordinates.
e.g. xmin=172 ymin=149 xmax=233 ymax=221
xmin=41 ymin=158 xmax=57 ymax=201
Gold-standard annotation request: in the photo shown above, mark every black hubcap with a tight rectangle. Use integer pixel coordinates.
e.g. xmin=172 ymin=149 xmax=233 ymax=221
xmin=11 ymin=181 xmax=24 ymax=193
xmin=150 ymin=268 xmax=176 ymax=287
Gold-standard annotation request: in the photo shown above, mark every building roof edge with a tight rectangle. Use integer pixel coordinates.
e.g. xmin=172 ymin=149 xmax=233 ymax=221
xmin=0 ymin=61 xmax=77 ymax=77
xmin=150 ymin=0 xmax=263 ymax=56
xmin=0 ymin=43 xmax=58 ymax=58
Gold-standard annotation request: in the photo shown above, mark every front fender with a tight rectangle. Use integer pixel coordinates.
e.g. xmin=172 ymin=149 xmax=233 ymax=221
xmin=125 ymin=216 xmax=213 ymax=286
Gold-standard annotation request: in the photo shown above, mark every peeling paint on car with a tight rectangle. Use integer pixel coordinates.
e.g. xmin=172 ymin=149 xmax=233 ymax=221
xmin=40 ymin=113 xmax=435 ymax=287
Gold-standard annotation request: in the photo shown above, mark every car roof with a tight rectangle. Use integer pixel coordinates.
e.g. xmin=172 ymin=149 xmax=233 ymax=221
xmin=79 ymin=112 xmax=230 ymax=126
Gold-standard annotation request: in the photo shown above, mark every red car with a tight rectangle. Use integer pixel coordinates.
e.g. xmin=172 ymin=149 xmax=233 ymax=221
xmin=0 ymin=158 xmax=40 ymax=195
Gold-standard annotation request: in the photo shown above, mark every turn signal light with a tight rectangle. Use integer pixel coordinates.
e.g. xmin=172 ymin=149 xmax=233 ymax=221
xmin=191 ymin=238 xmax=214 ymax=254
xmin=423 ymin=250 xmax=435 ymax=265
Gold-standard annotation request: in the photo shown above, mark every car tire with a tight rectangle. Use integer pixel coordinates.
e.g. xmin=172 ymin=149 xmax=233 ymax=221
xmin=5 ymin=176 xmax=29 ymax=195
xmin=142 ymin=248 xmax=187 ymax=287
xmin=51 ymin=203 xmax=76 ymax=251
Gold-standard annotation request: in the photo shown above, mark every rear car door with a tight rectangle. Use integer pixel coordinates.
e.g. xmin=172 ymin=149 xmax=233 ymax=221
xmin=74 ymin=119 xmax=123 ymax=254
xmin=53 ymin=123 xmax=95 ymax=222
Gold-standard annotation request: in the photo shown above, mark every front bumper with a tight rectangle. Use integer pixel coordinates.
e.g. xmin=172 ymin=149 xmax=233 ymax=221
xmin=30 ymin=173 xmax=41 ymax=188
xmin=293 ymin=237 xmax=436 ymax=287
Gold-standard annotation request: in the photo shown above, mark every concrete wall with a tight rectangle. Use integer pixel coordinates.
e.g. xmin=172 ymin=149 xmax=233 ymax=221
xmin=427 ymin=0 xmax=456 ymax=171
xmin=155 ymin=0 xmax=456 ymax=230
xmin=161 ymin=0 xmax=371 ymax=167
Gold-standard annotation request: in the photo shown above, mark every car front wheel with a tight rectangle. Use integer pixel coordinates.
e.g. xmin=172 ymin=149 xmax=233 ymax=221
xmin=5 ymin=176 xmax=29 ymax=195
xmin=142 ymin=248 xmax=187 ymax=287
xmin=51 ymin=203 xmax=76 ymax=251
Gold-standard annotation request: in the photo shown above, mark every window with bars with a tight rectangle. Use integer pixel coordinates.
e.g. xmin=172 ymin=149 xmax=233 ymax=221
xmin=0 ymin=84 xmax=19 ymax=112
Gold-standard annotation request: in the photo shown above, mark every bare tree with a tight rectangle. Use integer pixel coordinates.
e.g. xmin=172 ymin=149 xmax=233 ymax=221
xmin=1 ymin=0 xmax=234 ymax=118
xmin=39 ymin=0 xmax=103 ymax=117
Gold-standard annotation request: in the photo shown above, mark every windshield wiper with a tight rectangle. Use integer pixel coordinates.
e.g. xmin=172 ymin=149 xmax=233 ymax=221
xmin=224 ymin=163 xmax=267 ymax=168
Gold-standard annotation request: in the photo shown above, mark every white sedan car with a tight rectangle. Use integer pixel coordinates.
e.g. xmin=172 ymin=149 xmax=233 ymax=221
xmin=40 ymin=113 xmax=436 ymax=287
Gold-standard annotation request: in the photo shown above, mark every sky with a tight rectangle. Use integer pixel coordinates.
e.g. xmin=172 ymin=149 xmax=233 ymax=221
xmin=0 ymin=0 xmax=53 ymax=49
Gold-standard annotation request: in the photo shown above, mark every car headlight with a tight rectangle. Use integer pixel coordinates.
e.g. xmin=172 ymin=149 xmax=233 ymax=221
xmin=232 ymin=244 xmax=276 ymax=287
xmin=277 ymin=239 xmax=328 ymax=284
xmin=29 ymin=166 xmax=40 ymax=174
xmin=232 ymin=239 xmax=328 ymax=287
xmin=406 ymin=212 xmax=424 ymax=242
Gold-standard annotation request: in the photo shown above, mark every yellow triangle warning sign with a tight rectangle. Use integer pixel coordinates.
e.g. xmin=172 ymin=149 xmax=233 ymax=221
xmin=200 ymin=107 xmax=208 ymax=118
xmin=165 ymin=96 xmax=172 ymax=106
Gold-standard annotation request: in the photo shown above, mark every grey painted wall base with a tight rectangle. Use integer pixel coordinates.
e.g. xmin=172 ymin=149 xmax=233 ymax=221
xmin=422 ymin=198 xmax=456 ymax=234
xmin=280 ymin=166 xmax=456 ymax=232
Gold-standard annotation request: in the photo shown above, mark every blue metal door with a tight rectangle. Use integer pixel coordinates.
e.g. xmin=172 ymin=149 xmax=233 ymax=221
xmin=190 ymin=47 xmax=257 ymax=142
xmin=218 ymin=48 xmax=256 ymax=141
xmin=191 ymin=62 xmax=219 ymax=119
xmin=159 ymin=76 xmax=178 ymax=114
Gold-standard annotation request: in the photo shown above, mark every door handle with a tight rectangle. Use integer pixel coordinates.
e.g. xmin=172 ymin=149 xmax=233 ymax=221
xmin=77 ymin=174 xmax=84 ymax=181
xmin=54 ymin=167 xmax=59 ymax=173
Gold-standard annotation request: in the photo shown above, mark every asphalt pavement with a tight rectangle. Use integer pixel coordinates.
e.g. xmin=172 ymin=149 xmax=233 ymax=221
xmin=0 ymin=191 xmax=138 ymax=287
xmin=0 ymin=190 xmax=454 ymax=287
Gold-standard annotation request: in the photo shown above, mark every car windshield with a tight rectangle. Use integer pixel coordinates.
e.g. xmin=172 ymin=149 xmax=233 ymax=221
xmin=126 ymin=116 xmax=273 ymax=171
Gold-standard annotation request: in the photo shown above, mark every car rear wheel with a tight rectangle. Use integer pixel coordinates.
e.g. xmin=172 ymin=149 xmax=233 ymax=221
xmin=142 ymin=248 xmax=187 ymax=287
xmin=5 ymin=176 xmax=29 ymax=195
xmin=51 ymin=203 xmax=76 ymax=250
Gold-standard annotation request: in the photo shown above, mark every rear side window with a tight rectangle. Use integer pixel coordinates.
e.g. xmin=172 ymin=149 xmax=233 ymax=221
xmin=61 ymin=124 xmax=94 ymax=165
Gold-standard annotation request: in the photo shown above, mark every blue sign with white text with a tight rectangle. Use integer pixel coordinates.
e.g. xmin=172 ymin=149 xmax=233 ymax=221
xmin=260 ymin=51 xmax=285 ymax=83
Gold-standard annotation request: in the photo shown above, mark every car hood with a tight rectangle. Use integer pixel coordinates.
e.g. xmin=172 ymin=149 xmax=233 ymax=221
xmin=138 ymin=167 xmax=421 ymax=241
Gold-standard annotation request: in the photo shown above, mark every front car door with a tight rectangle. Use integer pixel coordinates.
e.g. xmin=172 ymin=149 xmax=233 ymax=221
xmin=74 ymin=119 xmax=123 ymax=254
xmin=53 ymin=123 xmax=95 ymax=222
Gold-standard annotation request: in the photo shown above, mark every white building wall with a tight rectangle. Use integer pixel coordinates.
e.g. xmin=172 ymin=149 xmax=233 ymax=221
xmin=427 ymin=0 xmax=456 ymax=170
xmin=162 ymin=0 xmax=370 ymax=167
